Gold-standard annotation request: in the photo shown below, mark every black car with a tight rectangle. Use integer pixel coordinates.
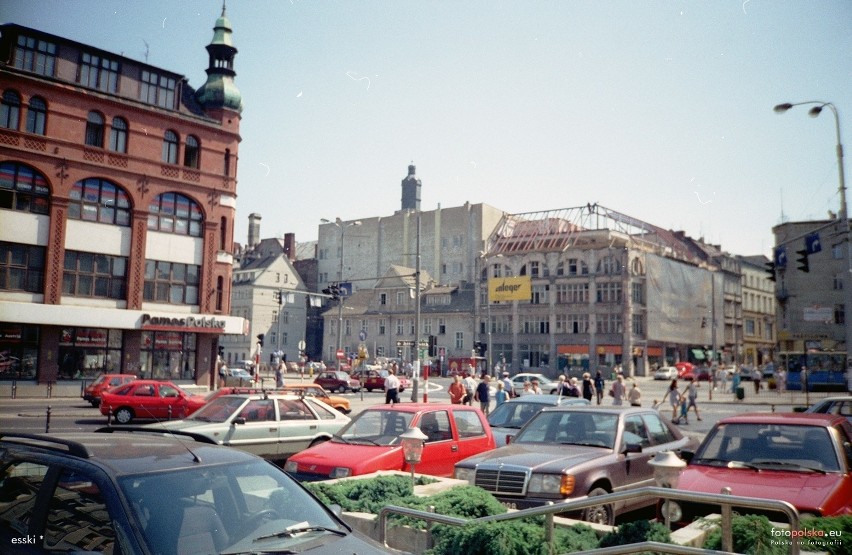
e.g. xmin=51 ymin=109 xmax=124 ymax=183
xmin=0 ymin=430 xmax=394 ymax=554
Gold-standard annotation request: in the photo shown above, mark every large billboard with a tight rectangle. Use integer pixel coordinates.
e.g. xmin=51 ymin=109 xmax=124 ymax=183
xmin=488 ymin=276 xmax=532 ymax=302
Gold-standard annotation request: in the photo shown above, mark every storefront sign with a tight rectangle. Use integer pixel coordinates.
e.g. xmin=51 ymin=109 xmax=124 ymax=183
xmin=488 ymin=276 xmax=532 ymax=302
xmin=141 ymin=314 xmax=226 ymax=332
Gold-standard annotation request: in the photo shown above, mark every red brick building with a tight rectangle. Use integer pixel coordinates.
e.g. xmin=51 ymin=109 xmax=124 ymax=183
xmin=0 ymin=9 xmax=246 ymax=387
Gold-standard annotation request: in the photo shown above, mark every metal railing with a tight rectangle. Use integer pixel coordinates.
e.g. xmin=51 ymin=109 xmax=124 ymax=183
xmin=378 ymin=485 xmax=800 ymax=555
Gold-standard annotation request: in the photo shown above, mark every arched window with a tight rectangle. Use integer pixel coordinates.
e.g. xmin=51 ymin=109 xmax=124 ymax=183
xmin=68 ymin=178 xmax=131 ymax=225
xmin=108 ymin=116 xmax=128 ymax=153
xmin=0 ymin=90 xmax=21 ymax=129
xmin=596 ymin=255 xmax=622 ymax=275
xmin=0 ymin=161 xmax=50 ymax=214
xmin=183 ymin=135 xmax=200 ymax=168
xmin=25 ymin=96 xmax=46 ymax=135
xmin=162 ymin=129 xmax=178 ymax=164
xmin=85 ymin=111 xmax=104 ymax=147
xmin=148 ymin=192 xmax=203 ymax=237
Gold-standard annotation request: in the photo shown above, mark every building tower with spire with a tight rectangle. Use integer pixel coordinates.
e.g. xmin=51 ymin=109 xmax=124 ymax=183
xmin=401 ymin=162 xmax=421 ymax=212
xmin=196 ymin=3 xmax=243 ymax=118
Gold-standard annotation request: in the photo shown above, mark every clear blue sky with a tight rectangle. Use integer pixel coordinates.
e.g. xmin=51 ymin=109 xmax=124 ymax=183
xmin=4 ymin=1 xmax=850 ymax=257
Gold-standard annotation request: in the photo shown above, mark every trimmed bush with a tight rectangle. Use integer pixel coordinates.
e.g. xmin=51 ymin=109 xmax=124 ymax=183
xmin=427 ymin=519 xmax=599 ymax=555
xmin=702 ymin=514 xmax=786 ymax=555
xmin=598 ymin=520 xmax=671 ymax=555
xmin=795 ymin=515 xmax=852 ymax=555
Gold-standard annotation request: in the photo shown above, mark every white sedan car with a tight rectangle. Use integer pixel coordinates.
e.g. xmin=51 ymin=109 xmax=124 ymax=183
xmin=510 ymin=373 xmax=559 ymax=395
xmin=654 ymin=366 xmax=679 ymax=380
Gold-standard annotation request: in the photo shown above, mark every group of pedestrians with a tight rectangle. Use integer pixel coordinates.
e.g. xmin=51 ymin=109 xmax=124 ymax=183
xmin=666 ymin=378 xmax=702 ymax=425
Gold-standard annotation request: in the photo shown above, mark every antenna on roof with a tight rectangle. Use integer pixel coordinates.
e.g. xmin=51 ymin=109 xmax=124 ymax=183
xmin=141 ymin=38 xmax=149 ymax=63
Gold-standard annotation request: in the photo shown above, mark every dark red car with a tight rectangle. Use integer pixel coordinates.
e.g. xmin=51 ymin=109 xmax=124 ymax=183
xmin=669 ymin=413 xmax=852 ymax=522
xmin=313 ymin=370 xmax=361 ymax=393
xmin=99 ymin=379 xmax=207 ymax=424
xmin=285 ymin=403 xmax=495 ymax=479
xmin=82 ymin=373 xmax=137 ymax=406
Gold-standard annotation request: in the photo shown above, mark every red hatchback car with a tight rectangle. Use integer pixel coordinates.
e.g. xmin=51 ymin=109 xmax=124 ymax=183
xmin=82 ymin=373 xmax=136 ymax=406
xmin=670 ymin=413 xmax=852 ymax=522
xmin=99 ymin=379 xmax=207 ymax=424
xmin=285 ymin=403 xmax=495 ymax=479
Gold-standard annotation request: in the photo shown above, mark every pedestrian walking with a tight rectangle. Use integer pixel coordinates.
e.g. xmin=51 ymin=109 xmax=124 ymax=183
xmin=463 ymin=372 xmax=477 ymax=405
xmin=501 ymin=371 xmax=514 ymax=398
xmin=667 ymin=380 xmax=681 ymax=422
xmin=611 ymin=374 xmax=625 ymax=405
xmin=474 ymin=375 xmax=491 ymax=415
xmin=685 ymin=377 xmax=702 ymax=420
xmin=628 ymin=382 xmax=642 ymax=407
xmin=530 ymin=379 xmax=543 ymax=395
xmin=718 ymin=366 xmax=728 ymax=393
xmin=448 ymin=374 xmax=465 ymax=404
xmin=594 ymin=371 xmax=605 ymax=405
xmin=495 ymin=381 xmax=508 ymax=406
xmin=555 ymin=375 xmax=568 ymax=396
xmin=275 ymin=362 xmax=284 ymax=388
xmin=752 ymin=367 xmax=761 ymax=394
xmin=581 ymin=372 xmax=595 ymax=402
xmin=384 ymin=368 xmax=400 ymax=405
xmin=776 ymin=367 xmax=786 ymax=393
xmin=566 ymin=377 xmax=580 ymax=397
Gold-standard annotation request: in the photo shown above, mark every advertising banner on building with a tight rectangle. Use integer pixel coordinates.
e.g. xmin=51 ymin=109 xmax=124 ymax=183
xmin=488 ymin=276 xmax=532 ymax=302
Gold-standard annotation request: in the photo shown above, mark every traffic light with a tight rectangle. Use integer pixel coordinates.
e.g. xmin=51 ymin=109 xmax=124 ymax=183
xmin=397 ymin=347 xmax=403 ymax=358
xmin=765 ymin=261 xmax=776 ymax=282
xmin=796 ymin=249 xmax=809 ymax=273
xmin=321 ymin=284 xmax=340 ymax=300
xmin=256 ymin=333 xmax=265 ymax=347
xmin=428 ymin=335 xmax=437 ymax=357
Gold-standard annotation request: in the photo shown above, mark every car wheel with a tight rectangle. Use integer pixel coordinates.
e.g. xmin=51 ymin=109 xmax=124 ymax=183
xmin=309 ymin=437 xmax=329 ymax=448
xmin=337 ymin=385 xmax=346 ymax=393
xmin=114 ymin=407 xmax=134 ymax=424
xmin=90 ymin=400 xmax=100 ymax=407
xmin=582 ymin=487 xmax=614 ymax=526
xmin=366 ymin=387 xmax=373 ymax=392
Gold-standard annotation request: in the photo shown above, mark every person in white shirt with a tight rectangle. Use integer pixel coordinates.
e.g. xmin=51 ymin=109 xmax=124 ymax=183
xmin=384 ymin=368 xmax=400 ymax=404
xmin=501 ymin=372 xmax=514 ymax=398
xmin=463 ymin=372 xmax=478 ymax=405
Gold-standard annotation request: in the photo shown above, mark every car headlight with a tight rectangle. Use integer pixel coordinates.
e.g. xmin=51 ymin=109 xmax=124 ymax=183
xmin=283 ymin=461 xmax=298 ymax=473
xmin=528 ymin=474 xmax=574 ymax=496
xmin=454 ymin=467 xmax=475 ymax=484
xmin=330 ymin=467 xmax=351 ymax=479
xmin=660 ymin=501 xmax=682 ymax=522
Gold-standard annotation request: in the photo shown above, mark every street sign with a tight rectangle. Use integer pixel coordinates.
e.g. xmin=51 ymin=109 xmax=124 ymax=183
xmin=805 ymin=233 xmax=822 ymax=254
xmin=774 ymin=246 xmax=787 ymax=268
xmin=337 ymin=282 xmax=352 ymax=298
xmin=396 ymin=340 xmax=415 ymax=347
xmin=336 ymin=349 xmax=345 ymax=359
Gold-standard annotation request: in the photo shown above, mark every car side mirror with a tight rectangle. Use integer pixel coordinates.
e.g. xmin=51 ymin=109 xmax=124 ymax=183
xmin=680 ymin=449 xmax=695 ymax=463
xmin=233 ymin=417 xmax=246 ymax=426
xmin=624 ymin=443 xmax=642 ymax=454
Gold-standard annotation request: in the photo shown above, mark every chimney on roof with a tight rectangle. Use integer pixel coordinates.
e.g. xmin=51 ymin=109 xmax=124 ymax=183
xmin=283 ymin=233 xmax=296 ymax=261
xmin=248 ymin=213 xmax=261 ymax=248
xmin=401 ymin=162 xmax=421 ymax=211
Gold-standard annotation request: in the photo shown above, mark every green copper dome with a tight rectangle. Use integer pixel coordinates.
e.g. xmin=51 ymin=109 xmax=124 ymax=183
xmin=196 ymin=5 xmax=242 ymax=113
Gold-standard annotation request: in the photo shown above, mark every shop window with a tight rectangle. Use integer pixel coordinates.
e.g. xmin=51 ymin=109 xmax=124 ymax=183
xmin=68 ymin=178 xmax=131 ymax=226
xmin=0 ymin=89 xmax=20 ymax=129
xmin=147 ymin=192 xmax=203 ymax=237
xmin=0 ymin=241 xmax=45 ymax=293
xmin=0 ymin=323 xmax=39 ymax=379
xmin=143 ymin=260 xmax=200 ymax=305
xmin=140 ymin=331 xmax=196 ymax=380
xmin=58 ymin=328 xmax=122 ymax=380
xmin=62 ymin=250 xmax=127 ymax=300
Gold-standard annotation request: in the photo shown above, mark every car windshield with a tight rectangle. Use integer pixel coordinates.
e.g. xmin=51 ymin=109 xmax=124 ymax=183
xmin=487 ymin=401 xmax=546 ymax=429
xmin=187 ymin=396 xmax=248 ymax=423
xmin=120 ymin=459 xmax=345 ymax=554
xmin=514 ymin=411 xmax=618 ymax=448
xmin=332 ymin=409 xmax=414 ymax=445
xmin=694 ymin=423 xmax=840 ymax=472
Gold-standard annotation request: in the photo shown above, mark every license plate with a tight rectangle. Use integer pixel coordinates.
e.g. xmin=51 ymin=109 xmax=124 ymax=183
xmin=501 ymin=501 xmax=517 ymax=510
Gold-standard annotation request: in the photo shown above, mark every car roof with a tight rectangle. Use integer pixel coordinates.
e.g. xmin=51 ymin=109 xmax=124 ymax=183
xmin=0 ymin=431 xmax=255 ymax=475
xmin=718 ymin=412 xmax=847 ymax=427
xmin=813 ymin=396 xmax=852 ymax=402
xmin=362 ymin=403 xmax=475 ymax=413
xmin=539 ymin=406 xmax=651 ymax=416
xmin=504 ymin=394 xmax=581 ymax=405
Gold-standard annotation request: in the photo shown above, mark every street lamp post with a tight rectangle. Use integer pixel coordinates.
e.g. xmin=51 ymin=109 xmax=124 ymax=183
xmin=321 ymin=218 xmax=362 ymax=370
xmin=774 ymin=101 xmax=850 ymax=391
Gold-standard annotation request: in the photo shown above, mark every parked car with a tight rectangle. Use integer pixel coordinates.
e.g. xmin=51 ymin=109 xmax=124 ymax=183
xmin=653 ymin=366 xmax=678 ymax=381
xmin=454 ymin=406 xmax=698 ymax=525
xmin=805 ymin=396 xmax=852 ymax=423
xmin=227 ymin=367 xmax=254 ymax=381
xmin=314 ymin=370 xmax=361 ymax=393
xmin=147 ymin=393 xmax=350 ymax=460
xmin=81 ymin=373 xmax=137 ymax=406
xmin=0 ymin=430 xmax=394 ymax=555
xmin=285 ymin=403 xmax=495 ymax=479
xmin=694 ymin=366 xmax=712 ymax=382
xmin=99 ymin=379 xmax=207 ymax=424
xmin=350 ymin=368 xmax=408 ymax=392
xmin=487 ymin=394 xmax=590 ymax=446
xmin=510 ymin=373 xmax=559 ymax=395
xmin=670 ymin=413 xmax=852 ymax=522
xmin=281 ymin=384 xmax=352 ymax=414
xmin=675 ymin=362 xmax=695 ymax=380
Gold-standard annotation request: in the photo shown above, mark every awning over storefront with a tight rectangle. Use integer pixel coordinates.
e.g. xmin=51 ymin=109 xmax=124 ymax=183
xmin=597 ymin=345 xmax=622 ymax=355
xmin=0 ymin=300 xmax=247 ymax=335
xmin=558 ymin=345 xmax=588 ymax=354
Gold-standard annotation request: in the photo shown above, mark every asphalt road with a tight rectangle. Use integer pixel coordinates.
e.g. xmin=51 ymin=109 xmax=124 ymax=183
xmin=0 ymin=374 xmax=829 ymax=439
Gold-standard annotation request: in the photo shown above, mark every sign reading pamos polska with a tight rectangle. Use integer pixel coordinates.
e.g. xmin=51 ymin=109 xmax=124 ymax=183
xmin=488 ymin=276 xmax=532 ymax=302
xmin=141 ymin=313 xmax=226 ymax=331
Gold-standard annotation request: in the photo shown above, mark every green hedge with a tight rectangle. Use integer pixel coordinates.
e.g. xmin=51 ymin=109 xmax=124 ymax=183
xmin=703 ymin=514 xmax=852 ymax=555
